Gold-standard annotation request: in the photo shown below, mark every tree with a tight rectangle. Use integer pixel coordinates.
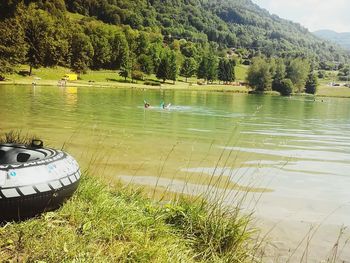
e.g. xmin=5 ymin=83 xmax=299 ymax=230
xmin=0 ymin=17 xmax=27 ymax=80
xmin=25 ymin=6 xmax=54 ymax=75
xmin=272 ymin=59 xmax=286 ymax=92
xmin=305 ymin=71 xmax=318 ymax=94
xmin=197 ymin=54 xmax=218 ymax=83
xmin=137 ymin=54 xmax=154 ymax=75
xmin=0 ymin=0 xmax=22 ymax=19
xmin=338 ymin=65 xmax=350 ymax=81
xmin=86 ymin=22 xmax=113 ymax=69
xmin=135 ymin=32 xmax=149 ymax=56
xmin=180 ymin=57 xmax=197 ymax=82
xmin=206 ymin=54 xmax=218 ymax=83
xmin=218 ymin=58 xmax=235 ymax=84
xmin=110 ymin=31 xmax=129 ymax=69
xmin=279 ymin=78 xmax=294 ymax=96
xmin=156 ymin=52 xmax=170 ymax=82
xmin=119 ymin=50 xmax=131 ymax=81
xmin=287 ymin=58 xmax=310 ymax=93
xmin=70 ymin=32 xmax=94 ymax=74
xmin=168 ymin=51 xmax=178 ymax=84
xmin=197 ymin=56 xmax=208 ymax=81
xmin=246 ymin=57 xmax=272 ymax=92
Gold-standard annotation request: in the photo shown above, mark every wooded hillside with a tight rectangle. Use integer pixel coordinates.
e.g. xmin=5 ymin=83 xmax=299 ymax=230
xmin=0 ymin=0 xmax=348 ymax=80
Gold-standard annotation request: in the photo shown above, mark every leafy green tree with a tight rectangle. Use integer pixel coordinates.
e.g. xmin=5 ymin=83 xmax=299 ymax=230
xmin=168 ymin=51 xmax=178 ymax=84
xmin=247 ymin=57 xmax=272 ymax=92
xmin=25 ymin=6 xmax=54 ymax=75
xmin=119 ymin=50 xmax=131 ymax=81
xmin=206 ymin=54 xmax=218 ymax=83
xmin=110 ymin=31 xmax=129 ymax=69
xmin=0 ymin=17 xmax=27 ymax=80
xmin=70 ymin=32 xmax=94 ymax=74
xmin=180 ymin=41 xmax=198 ymax=58
xmin=85 ymin=22 xmax=113 ymax=69
xmin=44 ymin=19 xmax=70 ymax=67
xmin=218 ymin=58 xmax=226 ymax=84
xmin=218 ymin=58 xmax=235 ymax=84
xmin=156 ymin=52 xmax=170 ymax=82
xmin=137 ymin=54 xmax=154 ymax=75
xmin=0 ymin=0 xmax=22 ymax=19
xmin=24 ymin=5 xmax=70 ymax=73
xmin=148 ymin=42 xmax=163 ymax=74
xmin=197 ymin=54 xmax=218 ymax=83
xmin=272 ymin=59 xmax=286 ymax=92
xmin=180 ymin=57 xmax=197 ymax=82
xmin=318 ymin=70 xmax=325 ymax=79
xmin=287 ymin=58 xmax=310 ymax=93
xmin=119 ymin=46 xmax=133 ymax=81
xmin=279 ymin=78 xmax=294 ymax=96
xmin=305 ymin=71 xmax=318 ymax=94
xmin=197 ymin=56 xmax=208 ymax=81
xmin=338 ymin=65 xmax=350 ymax=81
xmin=135 ymin=32 xmax=150 ymax=56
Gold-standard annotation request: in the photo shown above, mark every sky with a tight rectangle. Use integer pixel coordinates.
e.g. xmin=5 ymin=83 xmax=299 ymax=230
xmin=252 ymin=0 xmax=350 ymax=32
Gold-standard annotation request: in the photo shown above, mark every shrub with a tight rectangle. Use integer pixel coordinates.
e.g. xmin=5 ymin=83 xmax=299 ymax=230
xmin=279 ymin=78 xmax=294 ymax=96
xmin=318 ymin=70 xmax=325 ymax=79
xmin=144 ymin=80 xmax=161 ymax=86
xmin=305 ymin=72 xmax=318 ymax=95
xmin=132 ymin=70 xmax=144 ymax=81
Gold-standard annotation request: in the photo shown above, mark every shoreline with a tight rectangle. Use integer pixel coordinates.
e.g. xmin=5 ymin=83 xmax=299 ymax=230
xmin=1 ymin=79 xmax=349 ymax=98
xmin=120 ymin=175 xmax=350 ymax=262
xmin=0 ymin=79 xmax=250 ymax=93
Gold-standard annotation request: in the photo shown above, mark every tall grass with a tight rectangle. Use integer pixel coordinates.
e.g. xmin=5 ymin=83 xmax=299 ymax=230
xmin=0 ymin=131 xmax=261 ymax=262
xmin=0 ymin=174 xmax=261 ymax=262
xmin=0 ymin=130 xmax=37 ymax=146
xmin=1 ymin=131 xmax=349 ymax=262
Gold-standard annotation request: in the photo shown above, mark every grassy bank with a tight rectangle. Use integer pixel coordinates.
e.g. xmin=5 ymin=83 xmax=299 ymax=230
xmin=0 ymin=174 xmax=260 ymax=262
xmin=0 ymin=66 xmax=250 ymax=93
xmin=317 ymin=85 xmax=350 ymax=98
xmin=2 ymin=65 xmax=350 ymax=98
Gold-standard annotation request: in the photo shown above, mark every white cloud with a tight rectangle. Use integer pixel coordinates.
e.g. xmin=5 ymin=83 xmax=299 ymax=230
xmin=253 ymin=0 xmax=350 ymax=32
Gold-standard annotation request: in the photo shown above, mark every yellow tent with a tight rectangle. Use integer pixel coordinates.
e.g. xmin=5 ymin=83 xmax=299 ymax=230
xmin=64 ymin=74 xmax=78 ymax=81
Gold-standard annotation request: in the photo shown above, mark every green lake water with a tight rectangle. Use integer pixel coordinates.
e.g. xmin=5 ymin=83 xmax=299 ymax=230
xmin=1 ymin=85 xmax=350 ymax=224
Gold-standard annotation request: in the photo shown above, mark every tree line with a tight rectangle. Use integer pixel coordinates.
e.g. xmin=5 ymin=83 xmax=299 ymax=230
xmin=1 ymin=0 xmax=349 ymax=76
xmin=247 ymin=57 xmax=318 ymax=96
xmin=0 ymin=2 xmax=238 ymax=85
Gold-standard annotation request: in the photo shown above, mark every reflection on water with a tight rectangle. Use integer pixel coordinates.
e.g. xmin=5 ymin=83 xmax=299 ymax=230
xmin=1 ymin=85 xmax=350 ymax=226
xmin=64 ymin=87 xmax=78 ymax=107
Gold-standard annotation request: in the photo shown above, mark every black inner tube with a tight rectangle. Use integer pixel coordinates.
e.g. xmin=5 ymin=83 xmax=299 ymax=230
xmin=0 ymin=145 xmax=49 ymax=165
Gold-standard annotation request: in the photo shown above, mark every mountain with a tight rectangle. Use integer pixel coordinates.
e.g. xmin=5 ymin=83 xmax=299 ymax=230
xmin=62 ymin=0 xmax=349 ymax=63
xmin=313 ymin=30 xmax=350 ymax=51
xmin=1 ymin=0 xmax=349 ymax=75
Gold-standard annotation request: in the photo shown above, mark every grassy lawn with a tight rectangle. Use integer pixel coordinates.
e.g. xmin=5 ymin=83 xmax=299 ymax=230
xmin=1 ymin=66 xmax=250 ymax=93
xmin=3 ymin=66 xmax=350 ymax=98
xmin=317 ymin=85 xmax=350 ymax=98
xmin=235 ymin=64 xmax=249 ymax=81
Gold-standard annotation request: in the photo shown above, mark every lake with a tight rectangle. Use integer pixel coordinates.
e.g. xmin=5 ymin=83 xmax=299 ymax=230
xmin=1 ymin=85 xmax=350 ymax=260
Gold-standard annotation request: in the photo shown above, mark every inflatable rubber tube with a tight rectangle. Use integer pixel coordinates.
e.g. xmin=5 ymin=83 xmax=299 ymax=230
xmin=0 ymin=141 xmax=80 ymax=221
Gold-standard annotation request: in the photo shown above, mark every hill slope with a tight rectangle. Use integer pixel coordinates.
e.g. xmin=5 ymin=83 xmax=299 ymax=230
xmin=63 ymin=0 xmax=349 ymax=63
xmin=313 ymin=30 xmax=350 ymax=51
xmin=1 ymin=0 xmax=349 ymax=77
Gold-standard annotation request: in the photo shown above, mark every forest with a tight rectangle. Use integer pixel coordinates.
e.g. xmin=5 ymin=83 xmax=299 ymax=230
xmin=0 ymin=0 xmax=349 ymax=87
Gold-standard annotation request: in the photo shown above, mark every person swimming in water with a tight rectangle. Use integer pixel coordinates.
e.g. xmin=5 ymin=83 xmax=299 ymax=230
xmin=160 ymin=101 xmax=171 ymax=109
xmin=144 ymin=100 xmax=151 ymax=108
